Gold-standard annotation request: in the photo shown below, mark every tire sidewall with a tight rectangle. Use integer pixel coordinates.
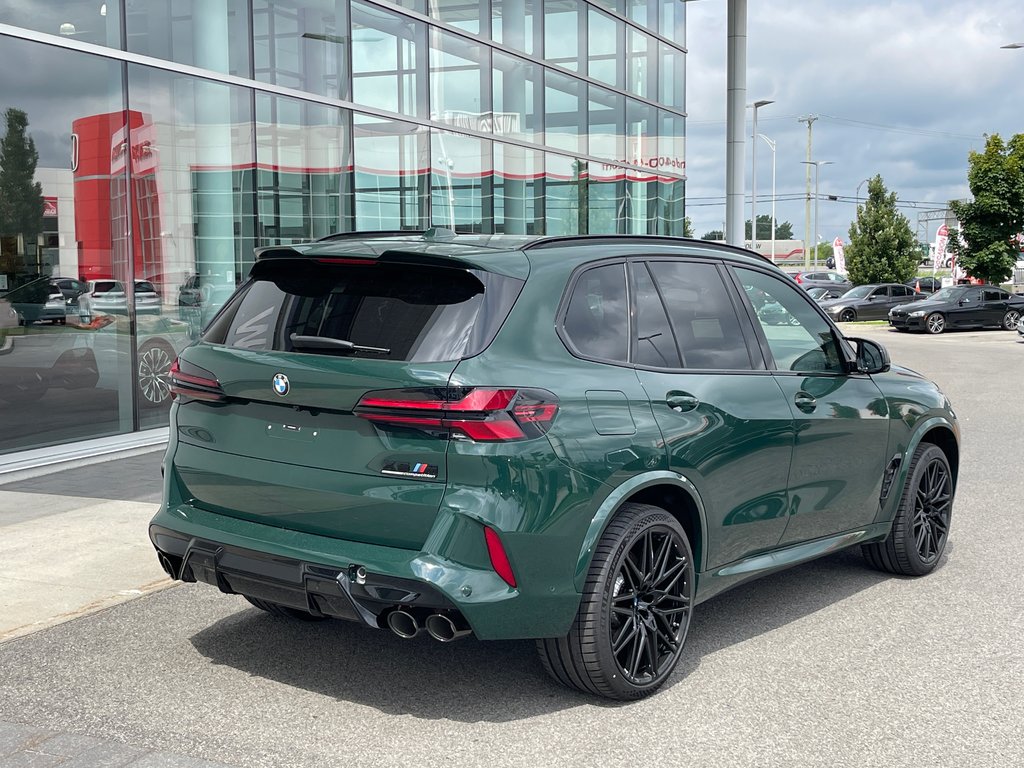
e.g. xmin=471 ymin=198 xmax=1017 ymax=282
xmin=925 ymin=313 xmax=945 ymax=334
xmin=895 ymin=444 xmax=952 ymax=575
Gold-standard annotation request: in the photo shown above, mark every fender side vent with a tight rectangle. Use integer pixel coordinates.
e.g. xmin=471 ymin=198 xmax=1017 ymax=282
xmin=880 ymin=454 xmax=903 ymax=501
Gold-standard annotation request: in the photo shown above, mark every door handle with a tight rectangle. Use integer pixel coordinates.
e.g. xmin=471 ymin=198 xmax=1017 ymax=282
xmin=666 ymin=391 xmax=699 ymax=413
xmin=794 ymin=391 xmax=817 ymax=413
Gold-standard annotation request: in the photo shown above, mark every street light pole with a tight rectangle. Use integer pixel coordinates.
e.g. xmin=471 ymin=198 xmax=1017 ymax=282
xmin=758 ymin=133 xmax=776 ymax=262
xmin=750 ymin=99 xmax=773 ymax=254
xmin=802 ymin=160 xmax=833 ymax=267
xmin=856 ymin=177 xmax=871 ymax=203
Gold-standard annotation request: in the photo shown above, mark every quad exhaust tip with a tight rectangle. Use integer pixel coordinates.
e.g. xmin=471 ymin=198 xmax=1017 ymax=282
xmin=424 ymin=613 xmax=472 ymax=643
xmin=386 ymin=609 xmax=420 ymax=639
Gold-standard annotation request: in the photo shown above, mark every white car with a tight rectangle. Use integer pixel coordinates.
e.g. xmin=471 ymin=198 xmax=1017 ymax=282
xmin=79 ymin=279 xmax=162 ymax=319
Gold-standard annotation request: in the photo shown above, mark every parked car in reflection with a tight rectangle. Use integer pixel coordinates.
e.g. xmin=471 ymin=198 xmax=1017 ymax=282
xmin=0 ymin=278 xmax=69 ymax=325
xmin=905 ymin=276 xmax=942 ymax=294
xmin=0 ymin=298 xmax=17 ymax=346
xmin=179 ymin=279 xmax=236 ymax=335
xmin=0 ymin=313 xmax=190 ymax=408
xmin=52 ymin=277 xmax=89 ymax=304
xmin=821 ymin=283 xmax=924 ymax=322
xmin=792 ymin=270 xmax=853 ymax=294
xmin=1017 ymin=314 xmax=1024 ymax=338
xmin=78 ymin=279 xmax=162 ymax=319
xmin=805 ymin=286 xmax=843 ymax=301
xmin=889 ymin=284 xmax=1024 ymax=334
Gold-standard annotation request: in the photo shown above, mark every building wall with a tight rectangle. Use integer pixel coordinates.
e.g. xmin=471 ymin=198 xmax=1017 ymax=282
xmin=0 ymin=0 xmax=687 ymax=455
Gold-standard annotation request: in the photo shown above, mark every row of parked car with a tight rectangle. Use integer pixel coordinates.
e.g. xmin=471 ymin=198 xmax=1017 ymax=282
xmin=791 ymin=270 xmax=1024 ymax=334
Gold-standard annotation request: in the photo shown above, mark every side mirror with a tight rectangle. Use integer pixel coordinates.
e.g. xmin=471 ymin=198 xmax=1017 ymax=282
xmin=846 ymin=337 xmax=890 ymax=374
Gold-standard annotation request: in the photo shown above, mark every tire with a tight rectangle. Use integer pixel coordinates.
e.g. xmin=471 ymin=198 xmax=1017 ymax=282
xmin=862 ymin=444 xmax=953 ymax=577
xmin=1002 ymin=309 xmax=1021 ymax=330
xmin=244 ymin=595 xmax=327 ymax=621
xmin=925 ymin=312 xmax=945 ymax=334
xmin=839 ymin=309 xmax=856 ymax=323
xmin=137 ymin=338 xmax=176 ymax=408
xmin=536 ymin=503 xmax=694 ymax=700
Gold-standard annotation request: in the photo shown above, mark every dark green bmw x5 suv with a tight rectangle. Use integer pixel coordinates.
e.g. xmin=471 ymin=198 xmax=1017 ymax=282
xmin=149 ymin=232 xmax=959 ymax=700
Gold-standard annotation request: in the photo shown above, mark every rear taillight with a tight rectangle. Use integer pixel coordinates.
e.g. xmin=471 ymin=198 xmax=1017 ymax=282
xmin=355 ymin=387 xmax=558 ymax=442
xmin=169 ymin=359 xmax=226 ymax=403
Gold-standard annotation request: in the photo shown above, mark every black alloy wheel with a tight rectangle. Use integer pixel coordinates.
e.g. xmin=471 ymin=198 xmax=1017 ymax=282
xmin=537 ymin=503 xmax=694 ymax=700
xmin=925 ymin=313 xmax=945 ymax=334
xmin=863 ymin=443 xmax=953 ymax=576
xmin=839 ymin=309 xmax=856 ymax=323
xmin=1002 ymin=309 xmax=1021 ymax=330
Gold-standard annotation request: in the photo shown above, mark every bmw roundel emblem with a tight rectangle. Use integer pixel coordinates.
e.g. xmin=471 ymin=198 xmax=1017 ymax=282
xmin=272 ymin=373 xmax=290 ymax=397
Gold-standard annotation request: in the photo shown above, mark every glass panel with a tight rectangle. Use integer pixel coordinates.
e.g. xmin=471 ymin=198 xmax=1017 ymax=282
xmin=544 ymin=0 xmax=580 ymax=72
xmin=657 ymin=178 xmax=686 ymax=236
xmin=563 ymin=263 xmax=628 ymax=362
xmin=492 ymin=0 xmax=540 ymax=56
xmin=735 ymin=268 xmax=844 ymax=373
xmin=590 ymin=0 xmax=623 ymax=14
xmin=428 ymin=0 xmax=484 ymax=35
xmin=127 ymin=65 xmax=256 ymax=428
xmin=493 ymin=52 xmax=542 ymax=144
xmin=126 ymin=0 xmax=250 ymax=77
xmin=660 ymin=43 xmax=685 ymax=109
xmin=545 ymin=70 xmax=585 ymax=155
xmin=626 ymin=98 xmax=657 ymax=169
xmin=627 ymin=28 xmax=656 ymax=100
xmin=256 ymin=93 xmax=352 ymax=245
xmin=625 ymin=0 xmax=652 ymax=29
xmin=351 ymin=1 xmax=427 ymax=118
xmin=588 ymin=169 xmax=622 ymax=234
xmin=431 ymin=131 xmax=491 ymax=232
xmin=659 ymin=110 xmax=685 ymax=176
xmin=494 ymin=143 xmax=543 ymax=234
xmin=0 ymin=37 xmax=134 ymax=453
xmin=353 ymin=114 xmax=428 ymax=230
xmin=660 ymin=0 xmax=685 ymax=40
xmin=632 ymin=263 xmax=681 ymax=368
xmin=624 ymin=175 xmax=657 ymax=234
xmin=252 ymin=0 xmax=350 ymax=100
xmin=589 ymin=85 xmax=624 ymax=163
xmin=588 ymin=9 xmax=620 ymax=88
xmin=0 ymin=0 xmax=121 ymax=49
xmin=430 ymin=29 xmax=487 ymax=123
xmin=650 ymin=261 xmax=753 ymax=370
xmin=545 ymin=154 xmax=584 ymax=235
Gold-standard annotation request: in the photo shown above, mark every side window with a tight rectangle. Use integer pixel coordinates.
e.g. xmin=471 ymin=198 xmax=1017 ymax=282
xmin=648 ymin=260 xmax=754 ymax=370
xmin=631 ymin=263 xmax=682 ymax=368
xmin=734 ymin=267 xmax=845 ymax=374
xmin=983 ymin=289 xmax=1005 ymax=302
xmin=893 ymin=285 xmax=911 ymax=297
xmin=961 ymin=289 xmax=980 ymax=303
xmin=562 ymin=263 xmax=629 ymax=363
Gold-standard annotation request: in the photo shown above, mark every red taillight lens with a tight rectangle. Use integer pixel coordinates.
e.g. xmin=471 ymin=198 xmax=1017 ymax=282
xmin=169 ymin=359 xmax=226 ymax=402
xmin=355 ymin=387 xmax=558 ymax=442
xmin=484 ymin=526 xmax=517 ymax=588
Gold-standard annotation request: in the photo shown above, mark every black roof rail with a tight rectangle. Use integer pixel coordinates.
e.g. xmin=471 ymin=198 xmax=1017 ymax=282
xmin=522 ymin=234 xmax=770 ymax=262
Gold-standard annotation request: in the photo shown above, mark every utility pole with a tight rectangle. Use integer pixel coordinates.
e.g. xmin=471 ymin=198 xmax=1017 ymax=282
xmin=798 ymin=114 xmax=817 ymax=268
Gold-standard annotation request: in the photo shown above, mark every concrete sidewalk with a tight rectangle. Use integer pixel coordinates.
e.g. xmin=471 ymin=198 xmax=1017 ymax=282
xmin=0 ymin=451 xmax=173 ymax=642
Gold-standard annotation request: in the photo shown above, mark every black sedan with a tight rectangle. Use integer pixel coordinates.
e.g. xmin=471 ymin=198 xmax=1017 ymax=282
xmin=888 ymin=284 xmax=1024 ymax=334
xmin=820 ymin=283 xmax=924 ymax=322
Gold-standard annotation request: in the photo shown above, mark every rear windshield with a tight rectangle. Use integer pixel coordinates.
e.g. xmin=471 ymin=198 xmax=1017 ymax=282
xmin=92 ymin=281 xmax=120 ymax=293
xmin=205 ymin=260 xmax=524 ymax=362
xmin=135 ymin=281 xmax=157 ymax=293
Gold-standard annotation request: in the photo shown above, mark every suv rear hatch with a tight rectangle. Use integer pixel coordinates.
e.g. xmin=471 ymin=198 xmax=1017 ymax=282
xmin=170 ymin=243 xmax=526 ymax=550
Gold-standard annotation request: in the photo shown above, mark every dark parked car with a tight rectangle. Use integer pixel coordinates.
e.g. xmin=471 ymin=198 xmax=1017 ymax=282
xmin=889 ymin=284 xmax=1024 ymax=334
xmin=905 ymin=276 xmax=942 ymax=294
xmin=792 ymin=270 xmax=853 ymax=294
xmin=150 ymin=233 xmax=960 ymax=700
xmin=821 ymin=283 xmax=924 ymax=322
xmin=806 ymin=286 xmax=843 ymax=301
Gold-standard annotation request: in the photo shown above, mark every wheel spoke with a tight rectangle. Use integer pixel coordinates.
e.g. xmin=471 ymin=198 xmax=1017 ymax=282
xmin=655 ymin=605 xmax=691 ymax=616
xmin=611 ymin=606 xmax=634 ymax=617
xmin=645 ymin=622 xmax=659 ymax=677
xmin=915 ymin=521 xmax=927 ymax=554
xmin=655 ymin=558 xmax=688 ymax=593
xmin=612 ymin=619 xmax=638 ymax=655
xmin=652 ymin=534 xmax=673 ymax=584
xmin=628 ymin=626 xmax=646 ymax=678
xmin=623 ymin=552 xmax=644 ymax=587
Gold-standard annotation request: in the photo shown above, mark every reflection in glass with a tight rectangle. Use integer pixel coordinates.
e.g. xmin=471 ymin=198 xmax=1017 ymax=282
xmin=545 ymin=154 xmax=584 ymax=235
xmin=351 ymin=1 xmax=427 ymax=118
xmin=543 ymin=0 xmax=580 ymax=72
xmin=430 ymin=131 xmax=491 ymax=232
xmin=588 ymin=9 xmax=621 ymax=88
xmin=353 ymin=115 xmax=428 ymax=230
xmin=626 ymin=98 xmax=657 ymax=170
xmin=430 ymin=29 xmax=487 ymax=123
xmin=660 ymin=43 xmax=685 ymax=109
xmin=252 ymin=0 xmax=351 ymax=100
xmin=256 ymin=94 xmax=353 ymax=244
xmin=661 ymin=0 xmax=685 ymax=40
xmin=494 ymin=144 xmax=543 ymax=235
xmin=428 ymin=0 xmax=484 ymax=35
xmin=545 ymin=70 xmax=585 ymax=155
xmin=493 ymin=51 xmax=541 ymax=144
xmin=625 ymin=0 xmax=650 ymax=28
xmin=127 ymin=0 xmax=250 ymax=77
xmin=0 ymin=0 xmax=122 ymax=49
xmin=589 ymin=85 xmax=625 ymax=163
xmin=628 ymin=29 xmax=656 ymax=100
xmin=492 ymin=0 xmax=540 ymax=56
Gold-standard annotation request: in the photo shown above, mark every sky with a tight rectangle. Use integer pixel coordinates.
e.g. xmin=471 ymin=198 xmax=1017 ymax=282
xmin=683 ymin=0 xmax=1024 ymax=247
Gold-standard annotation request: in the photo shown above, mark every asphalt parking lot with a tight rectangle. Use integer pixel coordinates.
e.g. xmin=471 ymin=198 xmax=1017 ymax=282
xmin=1 ymin=324 xmax=1022 ymax=768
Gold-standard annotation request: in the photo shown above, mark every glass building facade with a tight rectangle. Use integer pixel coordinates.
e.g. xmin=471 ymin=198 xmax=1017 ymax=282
xmin=0 ymin=0 xmax=686 ymax=456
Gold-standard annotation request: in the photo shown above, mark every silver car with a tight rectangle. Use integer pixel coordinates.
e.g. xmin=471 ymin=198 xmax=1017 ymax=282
xmin=79 ymin=279 xmax=162 ymax=319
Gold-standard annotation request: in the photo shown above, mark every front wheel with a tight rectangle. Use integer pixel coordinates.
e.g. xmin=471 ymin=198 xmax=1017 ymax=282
xmin=925 ymin=312 xmax=945 ymax=334
xmin=1002 ymin=309 xmax=1021 ymax=330
xmin=863 ymin=444 xmax=953 ymax=576
xmin=537 ymin=503 xmax=694 ymax=700
xmin=839 ymin=309 xmax=856 ymax=323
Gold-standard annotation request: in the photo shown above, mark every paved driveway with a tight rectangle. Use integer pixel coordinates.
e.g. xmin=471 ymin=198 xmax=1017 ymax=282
xmin=1 ymin=325 xmax=1022 ymax=768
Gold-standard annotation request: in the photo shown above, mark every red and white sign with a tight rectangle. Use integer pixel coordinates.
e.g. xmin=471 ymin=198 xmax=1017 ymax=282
xmin=833 ymin=237 xmax=846 ymax=274
xmin=43 ymin=196 xmax=58 ymax=217
xmin=935 ymin=224 xmax=949 ymax=272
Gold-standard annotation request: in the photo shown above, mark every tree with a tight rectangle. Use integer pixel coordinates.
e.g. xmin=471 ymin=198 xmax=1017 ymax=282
xmin=948 ymin=133 xmax=1024 ymax=285
xmin=701 ymin=229 xmax=724 ymax=241
xmin=0 ymin=108 xmax=44 ymax=246
xmin=844 ymin=175 xmax=918 ymax=285
xmin=744 ymin=215 xmax=795 ymax=240
xmin=682 ymin=216 xmax=694 ymax=238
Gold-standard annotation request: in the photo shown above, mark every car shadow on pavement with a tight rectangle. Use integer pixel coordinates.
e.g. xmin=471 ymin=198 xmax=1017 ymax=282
xmin=189 ymin=547 xmax=896 ymax=722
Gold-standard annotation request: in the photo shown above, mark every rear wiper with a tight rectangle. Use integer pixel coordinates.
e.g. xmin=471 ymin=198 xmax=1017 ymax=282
xmin=289 ymin=334 xmax=390 ymax=354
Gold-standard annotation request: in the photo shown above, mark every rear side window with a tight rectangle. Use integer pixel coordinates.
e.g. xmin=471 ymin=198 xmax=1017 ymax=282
xmin=206 ymin=260 xmax=523 ymax=363
xmin=562 ymin=263 xmax=629 ymax=363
